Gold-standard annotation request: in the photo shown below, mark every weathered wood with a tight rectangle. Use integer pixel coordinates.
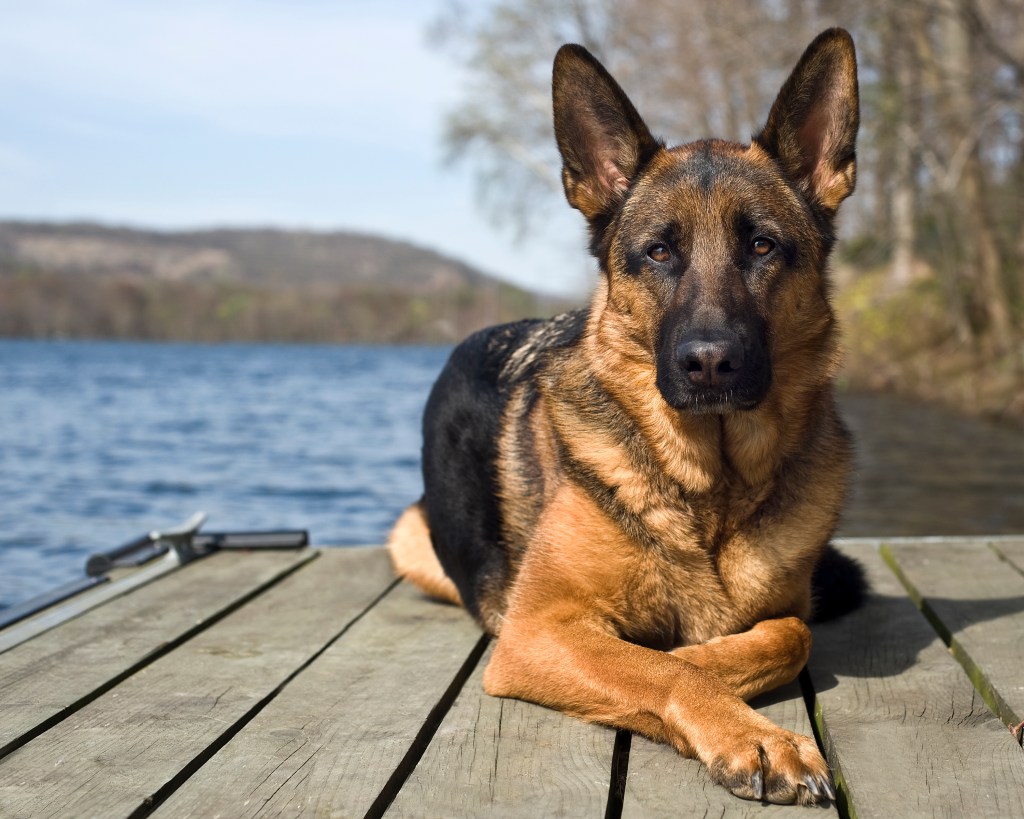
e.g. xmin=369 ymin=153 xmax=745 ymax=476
xmin=808 ymin=541 xmax=1024 ymax=818
xmin=0 ymin=548 xmax=396 ymax=817
xmin=990 ymin=537 xmax=1024 ymax=577
xmin=883 ymin=538 xmax=1024 ymax=731
xmin=386 ymin=644 xmax=616 ymax=818
xmin=622 ymin=680 xmax=836 ymax=818
xmin=0 ymin=548 xmax=313 ymax=756
xmin=3 ymin=538 xmax=1024 ymax=817
xmin=152 ymin=579 xmax=485 ymax=819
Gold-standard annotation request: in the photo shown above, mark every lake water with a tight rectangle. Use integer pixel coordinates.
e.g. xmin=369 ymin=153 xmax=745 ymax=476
xmin=1 ymin=340 xmax=1022 ymax=609
xmin=0 ymin=340 xmax=446 ymax=606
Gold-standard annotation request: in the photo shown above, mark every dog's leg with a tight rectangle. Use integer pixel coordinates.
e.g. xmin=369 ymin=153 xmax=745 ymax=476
xmin=484 ymin=486 xmax=831 ymax=805
xmin=671 ymin=617 xmax=812 ymax=701
xmin=386 ymin=502 xmax=462 ymax=606
xmin=485 ymin=613 xmax=829 ymax=804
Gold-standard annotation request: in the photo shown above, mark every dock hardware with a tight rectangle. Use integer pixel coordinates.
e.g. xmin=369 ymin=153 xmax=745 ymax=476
xmin=0 ymin=512 xmax=308 ymax=652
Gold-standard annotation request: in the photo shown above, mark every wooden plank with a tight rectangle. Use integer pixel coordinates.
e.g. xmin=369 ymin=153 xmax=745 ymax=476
xmin=622 ymin=680 xmax=836 ymax=818
xmin=883 ymin=538 xmax=1024 ymax=732
xmin=808 ymin=541 xmax=1024 ymax=818
xmin=990 ymin=537 xmax=1024 ymax=577
xmin=0 ymin=548 xmax=397 ymax=817
xmin=152 ymin=579 xmax=486 ymax=818
xmin=386 ymin=644 xmax=616 ymax=818
xmin=0 ymin=548 xmax=313 ymax=756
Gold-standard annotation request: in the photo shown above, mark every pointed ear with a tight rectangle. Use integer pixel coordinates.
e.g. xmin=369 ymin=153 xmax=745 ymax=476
xmin=754 ymin=28 xmax=859 ymax=216
xmin=552 ymin=44 xmax=661 ymax=220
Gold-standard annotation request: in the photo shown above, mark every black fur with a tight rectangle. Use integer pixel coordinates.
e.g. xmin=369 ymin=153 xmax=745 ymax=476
xmin=810 ymin=544 xmax=867 ymax=622
xmin=422 ymin=312 xmax=586 ymax=619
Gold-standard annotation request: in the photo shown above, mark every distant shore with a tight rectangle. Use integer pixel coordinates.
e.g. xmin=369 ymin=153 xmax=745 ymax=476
xmin=0 ymin=271 xmax=574 ymax=345
xmin=834 ymin=268 xmax=1024 ymax=428
xmin=2 ymin=220 xmax=1020 ymax=426
xmin=0 ymin=221 xmax=576 ymax=344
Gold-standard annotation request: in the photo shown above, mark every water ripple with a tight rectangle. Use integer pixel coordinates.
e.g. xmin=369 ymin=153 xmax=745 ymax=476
xmin=1 ymin=341 xmax=1022 ymax=610
xmin=0 ymin=340 xmax=448 ymax=607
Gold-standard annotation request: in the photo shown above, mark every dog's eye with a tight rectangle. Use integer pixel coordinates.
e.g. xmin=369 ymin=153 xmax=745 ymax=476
xmin=751 ymin=236 xmax=776 ymax=257
xmin=647 ymin=243 xmax=671 ymax=263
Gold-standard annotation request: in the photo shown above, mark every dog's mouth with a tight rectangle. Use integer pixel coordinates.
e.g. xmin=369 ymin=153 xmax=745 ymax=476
xmin=659 ymin=384 xmax=768 ymax=414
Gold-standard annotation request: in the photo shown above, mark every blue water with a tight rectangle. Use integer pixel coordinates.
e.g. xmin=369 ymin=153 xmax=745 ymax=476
xmin=3 ymin=340 xmax=1023 ymax=611
xmin=0 ymin=340 xmax=450 ymax=607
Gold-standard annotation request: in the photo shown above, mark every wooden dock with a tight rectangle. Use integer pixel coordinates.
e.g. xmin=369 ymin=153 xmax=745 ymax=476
xmin=1 ymin=538 xmax=1023 ymax=817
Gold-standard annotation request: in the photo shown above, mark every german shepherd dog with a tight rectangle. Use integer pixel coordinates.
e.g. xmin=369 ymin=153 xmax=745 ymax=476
xmin=388 ymin=28 xmax=865 ymax=805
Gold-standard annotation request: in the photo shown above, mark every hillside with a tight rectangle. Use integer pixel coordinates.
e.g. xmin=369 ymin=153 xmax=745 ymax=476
xmin=0 ymin=222 xmax=573 ymax=343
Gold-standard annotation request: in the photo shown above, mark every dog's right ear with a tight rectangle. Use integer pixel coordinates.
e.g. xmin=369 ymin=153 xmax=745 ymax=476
xmin=553 ymin=45 xmax=661 ymax=221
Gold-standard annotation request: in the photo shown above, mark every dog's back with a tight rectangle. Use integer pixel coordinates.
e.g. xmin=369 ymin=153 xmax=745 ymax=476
xmin=390 ymin=311 xmax=586 ymax=631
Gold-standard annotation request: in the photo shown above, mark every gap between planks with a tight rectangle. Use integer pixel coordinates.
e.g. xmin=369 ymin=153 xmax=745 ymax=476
xmin=809 ymin=540 xmax=1024 ymax=819
xmin=880 ymin=537 xmax=1024 ymax=741
xmin=0 ymin=548 xmax=398 ymax=817
xmin=0 ymin=548 xmax=317 ymax=760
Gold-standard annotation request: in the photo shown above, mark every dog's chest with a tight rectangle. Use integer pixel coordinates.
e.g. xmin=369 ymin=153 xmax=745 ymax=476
xmin=619 ymin=494 xmax=812 ymax=648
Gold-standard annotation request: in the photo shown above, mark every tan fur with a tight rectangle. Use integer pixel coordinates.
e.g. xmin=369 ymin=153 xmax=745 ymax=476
xmin=482 ymin=482 xmax=829 ymax=803
xmin=386 ymin=504 xmax=462 ymax=606
xmin=586 ymin=300 xmax=723 ymax=495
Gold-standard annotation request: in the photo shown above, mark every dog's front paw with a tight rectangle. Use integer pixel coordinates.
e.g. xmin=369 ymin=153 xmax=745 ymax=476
xmin=705 ymin=726 xmax=834 ymax=806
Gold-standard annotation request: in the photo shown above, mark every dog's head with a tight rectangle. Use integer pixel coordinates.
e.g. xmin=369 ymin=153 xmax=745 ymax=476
xmin=553 ymin=30 xmax=859 ymax=414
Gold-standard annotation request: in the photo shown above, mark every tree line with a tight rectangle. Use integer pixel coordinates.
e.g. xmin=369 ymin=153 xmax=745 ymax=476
xmin=0 ymin=223 xmax=573 ymax=343
xmin=0 ymin=269 xmax=563 ymax=344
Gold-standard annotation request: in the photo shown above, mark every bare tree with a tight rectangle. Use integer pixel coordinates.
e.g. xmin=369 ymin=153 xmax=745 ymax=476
xmin=433 ymin=0 xmax=845 ymax=233
xmin=436 ymin=0 xmax=1024 ymax=358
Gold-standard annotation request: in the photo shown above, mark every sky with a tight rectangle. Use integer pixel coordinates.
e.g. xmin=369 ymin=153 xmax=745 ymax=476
xmin=0 ymin=0 xmax=590 ymax=296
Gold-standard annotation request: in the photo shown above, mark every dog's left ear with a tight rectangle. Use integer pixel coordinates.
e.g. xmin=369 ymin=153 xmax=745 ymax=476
xmin=755 ymin=28 xmax=859 ymax=216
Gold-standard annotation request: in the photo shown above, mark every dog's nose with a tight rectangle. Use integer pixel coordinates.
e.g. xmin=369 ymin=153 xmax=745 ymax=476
xmin=676 ymin=338 xmax=744 ymax=388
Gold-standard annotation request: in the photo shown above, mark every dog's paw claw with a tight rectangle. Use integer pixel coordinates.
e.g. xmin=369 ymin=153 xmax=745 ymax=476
xmin=706 ymin=727 xmax=833 ymax=806
xmin=802 ymin=774 xmax=820 ymax=797
xmin=796 ymin=773 xmax=836 ymax=806
xmin=751 ymin=769 xmax=764 ymax=801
